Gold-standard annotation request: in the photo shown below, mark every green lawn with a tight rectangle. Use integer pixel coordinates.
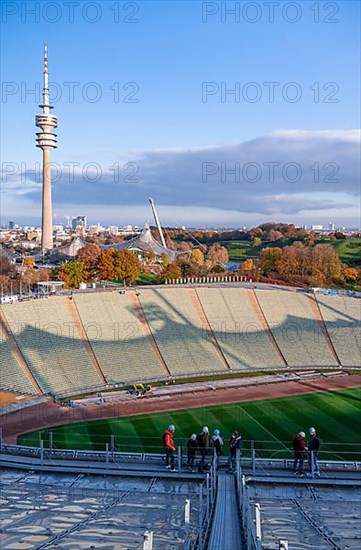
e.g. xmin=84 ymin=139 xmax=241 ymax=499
xmin=225 ymin=241 xmax=255 ymax=261
xmin=136 ymin=272 xmax=159 ymax=284
xmin=19 ymin=388 xmax=361 ymax=460
xmin=330 ymin=238 xmax=361 ymax=267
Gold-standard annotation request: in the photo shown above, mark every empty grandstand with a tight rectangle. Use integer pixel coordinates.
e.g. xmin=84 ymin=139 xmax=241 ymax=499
xmin=74 ymin=292 xmax=167 ymax=383
xmin=139 ymin=288 xmax=226 ymax=375
xmin=1 ymin=298 xmax=103 ymax=394
xmin=0 ymin=326 xmax=36 ymax=395
xmin=317 ymin=295 xmax=361 ymax=367
xmin=0 ymin=286 xmax=359 ymax=397
xmin=255 ymin=289 xmax=339 ymax=367
xmin=196 ymin=287 xmax=284 ymax=370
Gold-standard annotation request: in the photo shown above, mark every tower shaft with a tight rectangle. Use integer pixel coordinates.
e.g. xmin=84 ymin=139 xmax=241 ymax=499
xmin=36 ymin=43 xmax=57 ymax=251
xmin=41 ymin=149 xmax=53 ymax=252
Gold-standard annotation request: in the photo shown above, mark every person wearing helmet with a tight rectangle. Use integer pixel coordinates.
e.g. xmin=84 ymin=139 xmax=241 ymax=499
xmin=196 ymin=426 xmax=210 ymax=471
xmin=187 ymin=433 xmax=198 ymax=472
xmin=307 ymin=427 xmax=321 ymax=476
xmin=163 ymin=424 xmax=176 ymax=471
xmin=292 ymin=431 xmax=306 ymax=476
xmin=212 ymin=429 xmax=224 ymax=469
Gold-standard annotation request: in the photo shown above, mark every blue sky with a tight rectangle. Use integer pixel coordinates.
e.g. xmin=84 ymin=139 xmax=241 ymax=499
xmin=1 ymin=0 xmax=360 ymax=227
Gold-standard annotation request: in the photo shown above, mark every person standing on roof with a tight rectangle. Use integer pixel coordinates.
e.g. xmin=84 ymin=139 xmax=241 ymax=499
xmin=187 ymin=433 xmax=198 ymax=472
xmin=292 ymin=431 xmax=305 ymax=476
xmin=307 ymin=427 xmax=321 ymax=476
xmin=196 ymin=426 xmax=210 ymax=471
xmin=212 ymin=429 xmax=224 ymax=469
xmin=163 ymin=425 xmax=176 ymax=472
xmin=228 ymin=430 xmax=242 ymax=472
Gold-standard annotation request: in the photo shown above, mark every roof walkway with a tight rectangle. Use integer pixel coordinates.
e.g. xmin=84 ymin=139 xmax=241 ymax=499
xmin=207 ymin=472 xmax=243 ymax=550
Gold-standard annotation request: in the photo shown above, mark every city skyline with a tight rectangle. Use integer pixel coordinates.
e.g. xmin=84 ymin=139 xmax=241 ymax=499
xmin=1 ymin=1 xmax=360 ymax=228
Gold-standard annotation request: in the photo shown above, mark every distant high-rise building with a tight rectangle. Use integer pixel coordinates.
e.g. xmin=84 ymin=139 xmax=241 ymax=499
xmin=329 ymin=221 xmax=335 ymax=231
xmin=36 ymin=44 xmax=57 ymax=251
xmin=8 ymin=221 xmax=15 ymax=229
xmin=72 ymin=216 xmax=87 ymax=230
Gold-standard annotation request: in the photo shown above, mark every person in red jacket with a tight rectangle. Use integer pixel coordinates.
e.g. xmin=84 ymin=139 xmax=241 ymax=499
xmin=163 ymin=424 xmax=176 ymax=471
xmin=292 ymin=431 xmax=305 ymax=476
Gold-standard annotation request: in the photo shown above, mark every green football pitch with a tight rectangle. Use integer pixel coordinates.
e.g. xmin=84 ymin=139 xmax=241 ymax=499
xmin=19 ymin=388 xmax=361 ymax=460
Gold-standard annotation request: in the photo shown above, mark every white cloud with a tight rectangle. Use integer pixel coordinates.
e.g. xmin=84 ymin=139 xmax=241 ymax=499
xmin=2 ymin=129 xmax=360 ymax=227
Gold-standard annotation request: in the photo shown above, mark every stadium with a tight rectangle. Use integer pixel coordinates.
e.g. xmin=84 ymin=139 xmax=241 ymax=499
xmin=1 ymin=283 xmax=360 ymax=549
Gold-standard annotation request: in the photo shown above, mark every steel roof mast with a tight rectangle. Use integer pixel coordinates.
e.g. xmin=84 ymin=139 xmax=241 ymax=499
xmin=148 ymin=198 xmax=167 ymax=248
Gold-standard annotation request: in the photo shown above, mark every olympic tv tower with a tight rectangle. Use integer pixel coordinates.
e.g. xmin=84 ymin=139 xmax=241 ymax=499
xmin=36 ymin=43 xmax=57 ymax=251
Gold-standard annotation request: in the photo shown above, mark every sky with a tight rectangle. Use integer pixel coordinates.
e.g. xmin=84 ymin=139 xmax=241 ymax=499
xmin=1 ymin=0 xmax=360 ymax=228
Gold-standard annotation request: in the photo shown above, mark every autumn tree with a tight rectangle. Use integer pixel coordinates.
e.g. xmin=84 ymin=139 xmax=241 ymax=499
xmin=0 ymin=255 xmax=16 ymax=277
xmin=76 ymin=243 xmax=101 ymax=281
xmin=259 ymin=247 xmax=282 ymax=275
xmin=159 ymin=263 xmax=182 ymax=282
xmin=190 ymin=248 xmax=204 ymax=265
xmin=112 ymin=250 xmax=140 ymax=284
xmin=239 ymin=258 xmax=255 ymax=274
xmin=56 ymin=261 xmax=83 ymax=288
xmin=341 ymin=267 xmax=358 ymax=282
xmin=310 ymin=244 xmax=341 ymax=282
xmin=23 ymin=256 xmax=35 ymax=268
xmin=161 ymin=253 xmax=169 ymax=266
xmin=276 ymin=246 xmax=301 ymax=277
xmin=252 ymin=236 xmax=262 ymax=247
xmin=268 ymin=229 xmax=284 ymax=242
xmin=96 ymin=249 xmax=116 ymax=281
xmin=0 ymin=274 xmax=10 ymax=293
xmin=206 ymin=243 xmax=229 ymax=265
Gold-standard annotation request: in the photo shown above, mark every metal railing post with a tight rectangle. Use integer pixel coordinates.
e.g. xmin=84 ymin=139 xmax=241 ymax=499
xmin=40 ymin=439 xmax=44 ymax=467
xmin=178 ymin=445 xmax=182 ymax=472
xmin=206 ymin=473 xmax=210 ymax=523
xmin=236 ymin=447 xmax=240 ymax=472
xmin=110 ymin=434 xmax=115 ymax=455
xmin=49 ymin=432 xmax=53 ymax=456
xmin=241 ymin=476 xmax=247 ymax=535
xmin=184 ymin=498 xmax=190 ymax=539
xmin=198 ymin=483 xmax=203 ymax=550
xmin=246 ymin=506 xmax=253 ymax=550
xmin=143 ymin=530 xmax=153 ymax=550
xmin=252 ymin=448 xmax=256 ymax=476
xmin=105 ymin=443 xmax=109 ymax=468
xmin=213 ymin=457 xmax=217 ymax=501
xmin=311 ymin=450 xmax=314 ymax=477
xmin=255 ymin=502 xmax=262 ymax=550
xmin=0 ymin=427 xmax=3 ymax=452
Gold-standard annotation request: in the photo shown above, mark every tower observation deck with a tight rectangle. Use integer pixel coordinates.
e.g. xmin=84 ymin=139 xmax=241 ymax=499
xmin=35 ymin=43 xmax=57 ymax=251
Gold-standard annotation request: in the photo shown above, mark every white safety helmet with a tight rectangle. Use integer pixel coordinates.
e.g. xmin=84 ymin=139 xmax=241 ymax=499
xmin=299 ymin=432 xmax=306 ymax=438
xmin=309 ymin=427 xmax=316 ymax=435
xmin=203 ymin=426 xmax=209 ymax=434
xmin=191 ymin=433 xmax=197 ymax=440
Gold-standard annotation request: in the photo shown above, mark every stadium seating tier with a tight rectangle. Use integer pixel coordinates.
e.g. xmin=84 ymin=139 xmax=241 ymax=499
xmin=74 ymin=292 xmax=167 ymax=383
xmin=1 ymin=298 xmax=102 ymax=394
xmin=255 ymin=290 xmax=339 ymax=367
xmin=316 ymin=295 xmax=361 ymax=367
